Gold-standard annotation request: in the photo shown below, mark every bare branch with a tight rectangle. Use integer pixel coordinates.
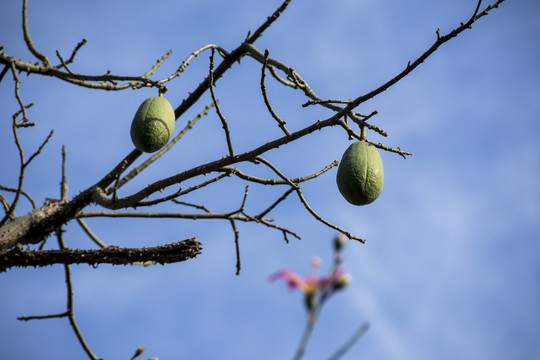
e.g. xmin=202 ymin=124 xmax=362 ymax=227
xmin=0 ymin=51 xmax=168 ymax=92
xmin=79 ymin=210 xmax=264 ymax=221
xmin=0 ymin=88 xmax=53 ymax=226
xmin=54 ymin=38 xmax=88 ymax=69
xmin=261 ymin=49 xmax=292 ymax=136
xmin=0 ymin=194 xmax=17 ymax=221
xmin=22 ymin=0 xmax=50 ymax=65
xmin=268 ymin=64 xmax=297 ymax=88
xmin=10 ymin=62 xmax=33 ymax=126
xmin=159 ymin=44 xmax=229 ymax=84
xmin=230 ymin=219 xmax=241 ymax=275
xmin=220 ymin=160 xmax=338 ymax=185
xmin=209 ymin=48 xmax=235 ymax=158
xmin=326 ymin=322 xmax=370 ymax=360
xmin=135 ymin=174 xmax=229 ymax=207
xmin=0 ymin=64 xmax=9 ymax=83
xmin=0 ymin=185 xmax=37 ymax=209
xmin=76 ymin=218 xmax=107 ymax=248
xmin=343 ymin=0 xmax=506 ymax=113
xmin=55 ymin=230 xmax=100 ymax=360
xmin=245 ymin=44 xmax=388 ymax=137
xmin=295 ymin=186 xmax=365 ymax=243
xmin=18 ymin=311 xmax=69 ymax=321
xmin=55 ymin=50 xmax=76 ymax=76
xmin=173 ymin=0 xmax=293 ymax=121
xmin=0 ymin=238 xmax=202 ymax=272
xmin=0 ymin=0 xmax=505 ymax=253
xmin=172 ymin=201 xmax=211 ymax=213
xmin=255 ymin=157 xmax=365 ymax=243
xmin=256 ymin=187 xmax=295 ymax=219
xmin=26 ymin=129 xmax=54 ymax=165
xmin=246 ymin=0 xmax=292 ymax=44
xmin=254 ymin=157 xmax=298 ymax=188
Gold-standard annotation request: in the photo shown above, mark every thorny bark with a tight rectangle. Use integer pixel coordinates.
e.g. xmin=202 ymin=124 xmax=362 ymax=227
xmin=1 ymin=238 xmax=201 ymax=272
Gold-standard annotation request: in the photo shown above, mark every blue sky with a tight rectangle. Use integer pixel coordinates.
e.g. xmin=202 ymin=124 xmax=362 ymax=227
xmin=1 ymin=0 xmax=539 ymax=359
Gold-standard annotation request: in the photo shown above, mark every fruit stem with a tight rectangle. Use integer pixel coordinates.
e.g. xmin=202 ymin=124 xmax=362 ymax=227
xmin=360 ymin=125 xmax=367 ymax=141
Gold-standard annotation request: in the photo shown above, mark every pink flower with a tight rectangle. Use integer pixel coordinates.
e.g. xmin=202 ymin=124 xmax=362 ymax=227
xmin=270 ymin=257 xmax=347 ymax=295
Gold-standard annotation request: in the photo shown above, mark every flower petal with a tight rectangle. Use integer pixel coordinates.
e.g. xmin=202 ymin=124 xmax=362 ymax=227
xmin=269 ymin=270 xmax=308 ymax=291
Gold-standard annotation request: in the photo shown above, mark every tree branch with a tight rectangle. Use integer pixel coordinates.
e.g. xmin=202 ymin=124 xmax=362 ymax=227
xmin=0 ymin=238 xmax=201 ymax=272
xmin=0 ymin=0 xmax=504 ymax=251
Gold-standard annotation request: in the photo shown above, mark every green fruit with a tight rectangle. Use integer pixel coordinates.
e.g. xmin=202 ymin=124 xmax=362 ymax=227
xmin=336 ymin=141 xmax=384 ymax=205
xmin=130 ymin=96 xmax=175 ymax=153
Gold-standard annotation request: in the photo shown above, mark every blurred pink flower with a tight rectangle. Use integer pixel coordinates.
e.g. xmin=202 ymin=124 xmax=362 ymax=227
xmin=270 ymin=257 xmax=346 ymax=295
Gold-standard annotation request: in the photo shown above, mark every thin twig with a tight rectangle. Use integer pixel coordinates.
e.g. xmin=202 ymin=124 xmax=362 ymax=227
xmin=26 ymin=129 xmax=54 ymax=165
xmin=22 ymin=0 xmax=49 ymax=65
xmin=56 ymin=230 xmax=100 ymax=360
xmin=326 ymin=323 xmax=370 ymax=360
xmin=55 ymin=51 xmax=76 ymax=76
xmin=246 ymin=0 xmax=292 ymax=44
xmin=18 ymin=311 xmax=69 ymax=321
xmin=60 ymin=146 xmax=68 ymax=201
xmin=230 ymin=219 xmax=241 ymax=275
xmin=0 ymin=185 xmax=37 ymax=209
xmin=255 ymin=157 xmax=365 ymax=243
xmin=0 ymin=64 xmax=9 ymax=83
xmin=209 ymin=48 xmax=235 ymax=158
xmin=159 ymin=44 xmax=229 ymax=84
xmin=0 ymin=52 xmax=168 ymax=91
xmin=254 ymin=157 xmax=298 ymax=188
xmin=79 ymin=210 xmax=264 ymax=221
xmin=295 ymin=187 xmax=365 ymax=243
xmin=261 ymin=49 xmax=292 ymax=136
xmin=256 ymin=187 xmax=295 ymax=219
xmin=54 ymin=38 xmax=87 ymax=69
xmin=135 ymin=173 xmax=229 ymax=207
xmin=245 ymin=44 xmax=388 ymax=138
xmin=0 ymin=80 xmax=53 ymax=226
xmin=343 ymin=0 xmax=505 ymax=113
xmin=76 ymin=218 xmax=107 ymax=248
xmin=220 ymin=160 xmax=338 ymax=186
xmin=0 ymin=194 xmax=16 ymax=221
xmin=10 ymin=62 xmax=32 ymax=126
xmin=302 ymin=99 xmax=353 ymax=107
xmin=172 ymin=200 xmax=211 ymax=213
xmin=268 ymin=64 xmax=297 ymax=88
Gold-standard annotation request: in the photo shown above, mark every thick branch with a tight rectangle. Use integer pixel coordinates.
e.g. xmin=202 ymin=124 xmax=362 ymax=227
xmin=0 ymin=238 xmax=201 ymax=272
xmin=0 ymin=190 xmax=93 ymax=251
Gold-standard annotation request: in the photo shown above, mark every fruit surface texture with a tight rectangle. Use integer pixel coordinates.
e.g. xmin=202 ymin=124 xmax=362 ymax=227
xmin=336 ymin=141 xmax=384 ymax=205
xmin=130 ymin=96 xmax=175 ymax=153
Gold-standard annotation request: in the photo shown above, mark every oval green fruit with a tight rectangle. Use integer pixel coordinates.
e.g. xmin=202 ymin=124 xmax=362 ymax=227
xmin=336 ymin=141 xmax=384 ymax=205
xmin=130 ymin=96 xmax=175 ymax=153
